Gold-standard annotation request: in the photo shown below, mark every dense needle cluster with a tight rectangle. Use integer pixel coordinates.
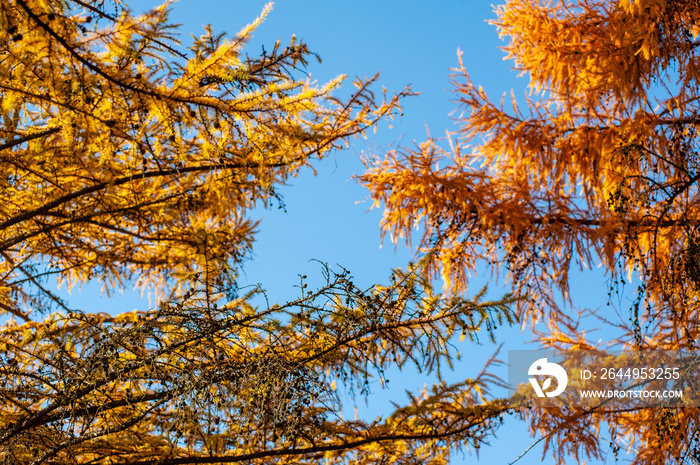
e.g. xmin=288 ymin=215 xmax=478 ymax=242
xmin=0 ymin=0 xmax=518 ymax=463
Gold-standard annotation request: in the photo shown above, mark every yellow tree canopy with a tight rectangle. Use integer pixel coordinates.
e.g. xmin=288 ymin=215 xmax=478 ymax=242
xmin=0 ymin=262 xmax=516 ymax=463
xmin=363 ymin=0 xmax=700 ymax=341
xmin=361 ymin=0 xmax=700 ymax=463
xmin=0 ymin=0 xmax=407 ymax=320
xmin=0 ymin=1 xmax=520 ymax=463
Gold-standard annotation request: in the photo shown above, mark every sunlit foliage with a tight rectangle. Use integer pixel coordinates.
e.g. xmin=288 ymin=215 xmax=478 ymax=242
xmin=0 ymin=262 xmax=517 ymax=464
xmin=0 ymin=0 xmax=408 ymax=315
xmin=361 ymin=0 xmax=700 ymax=463
xmin=0 ymin=0 xmax=517 ymax=463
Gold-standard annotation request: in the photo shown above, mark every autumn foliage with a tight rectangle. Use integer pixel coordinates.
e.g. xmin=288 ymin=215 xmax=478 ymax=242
xmin=0 ymin=0 xmax=406 ymax=315
xmin=0 ymin=0 xmax=519 ymax=464
xmin=361 ymin=0 xmax=700 ymax=463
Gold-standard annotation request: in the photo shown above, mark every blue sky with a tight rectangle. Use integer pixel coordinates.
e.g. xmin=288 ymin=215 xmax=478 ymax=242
xmin=64 ymin=1 xmax=623 ymax=463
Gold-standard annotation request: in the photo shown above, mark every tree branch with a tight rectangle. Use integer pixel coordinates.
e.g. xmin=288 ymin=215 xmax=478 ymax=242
xmin=0 ymin=126 xmax=61 ymax=153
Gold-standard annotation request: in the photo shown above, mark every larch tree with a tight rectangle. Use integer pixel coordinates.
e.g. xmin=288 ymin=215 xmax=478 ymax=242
xmin=0 ymin=0 xmax=518 ymax=463
xmin=361 ymin=0 xmax=700 ymax=463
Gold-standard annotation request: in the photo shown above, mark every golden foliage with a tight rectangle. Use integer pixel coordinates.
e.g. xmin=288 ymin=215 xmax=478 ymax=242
xmin=0 ymin=0 xmax=519 ymax=463
xmin=0 ymin=264 xmax=517 ymax=463
xmin=0 ymin=0 xmax=408 ymax=317
xmin=361 ymin=0 xmax=700 ymax=463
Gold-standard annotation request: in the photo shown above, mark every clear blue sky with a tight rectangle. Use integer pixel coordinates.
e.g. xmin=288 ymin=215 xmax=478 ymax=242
xmin=65 ymin=1 xmax=621 ymax=463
